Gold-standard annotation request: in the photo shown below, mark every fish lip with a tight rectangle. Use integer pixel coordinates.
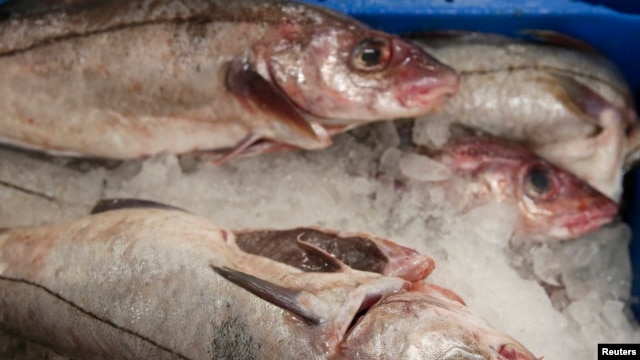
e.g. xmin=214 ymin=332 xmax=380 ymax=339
xmin=560 ymin=202 xmax=618 ymax=238
xmin=392 ymin=36 xmax=460 ymax=111
xmin=397 ymin=73 xmax=459 ymax=110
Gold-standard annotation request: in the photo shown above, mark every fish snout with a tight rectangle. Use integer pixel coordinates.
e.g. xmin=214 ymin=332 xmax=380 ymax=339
xmin=565 ymin=195 xmax=619 ymax=236
xmin=392 ymin=38 xmax=460 ymax=110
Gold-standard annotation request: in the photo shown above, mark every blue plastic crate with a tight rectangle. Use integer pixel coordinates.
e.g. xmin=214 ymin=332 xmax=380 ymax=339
xmin=1 ymin=0 xmax=640 ymax=315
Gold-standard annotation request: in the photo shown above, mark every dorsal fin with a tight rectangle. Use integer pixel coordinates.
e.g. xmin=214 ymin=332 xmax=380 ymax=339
xmin=91 ymin=198 xmax=188 ymax=214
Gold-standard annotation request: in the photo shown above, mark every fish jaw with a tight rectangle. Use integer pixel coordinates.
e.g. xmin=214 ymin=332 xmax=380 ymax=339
xmin=336 ymin=282 xmax=539 ymax=360
xmin=263 ymin=24 xmax=459 ymax=124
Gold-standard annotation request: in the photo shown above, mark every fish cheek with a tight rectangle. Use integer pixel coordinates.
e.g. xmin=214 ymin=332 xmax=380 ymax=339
xmin=274 ymin=26 xmax=377 ymax=118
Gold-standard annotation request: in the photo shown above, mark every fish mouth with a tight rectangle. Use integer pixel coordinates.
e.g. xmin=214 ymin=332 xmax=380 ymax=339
xmin=560 ymin=202 xmax=618 ymax=238
xmin=397 ymin=73 xmax=459 ymax=112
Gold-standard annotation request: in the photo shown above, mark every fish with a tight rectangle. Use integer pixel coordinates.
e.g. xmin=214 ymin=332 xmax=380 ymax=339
xmin=0 ymin=198 xmax=538 ymax=359
xmin=0 ymin=0 xmax=458 ymax=160
xmin=398 ymin=135 xmax=619 ymax=241
xmin=409 ymin=31 xmax=637 ymax=202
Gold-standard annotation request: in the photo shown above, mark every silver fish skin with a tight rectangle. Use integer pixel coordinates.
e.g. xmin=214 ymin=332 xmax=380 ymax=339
xmin=0 ymin=199 xmax=537 ymax=360
xmin=0 ymin=0 xmax=458 ymax=160
xmin=411 ymin=32 xmax=637 ymax=201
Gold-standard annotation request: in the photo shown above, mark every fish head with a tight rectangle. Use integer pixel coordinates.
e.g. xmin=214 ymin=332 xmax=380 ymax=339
xmin=438 ymin=137 xmax=618 ymax=241
xmin=262 ymin=22 xmax=459 ymax=122
xmin=514 ymin=158 xmax=618 ymax=240
xmin=337 ymin=283 xmax=539 ymax=359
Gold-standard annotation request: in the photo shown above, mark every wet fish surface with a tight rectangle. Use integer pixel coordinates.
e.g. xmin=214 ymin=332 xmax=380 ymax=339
xmin=0 ymin=0 xmax=458 ymax=160
xmin=0 ymin=198 xmax=538 ymax=359
xmin=397 ymin=134 xmax=618 ymax=241
xmin=410 ymin=32 xmax=637 ymax=201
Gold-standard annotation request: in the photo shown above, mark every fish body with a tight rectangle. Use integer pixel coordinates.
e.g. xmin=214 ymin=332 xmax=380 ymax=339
xmin=411 ymin=32 xmax=637 ymax=201
xmin=0 ymin=199 xmax=536 ymax=359
xmin=400 ymin=136 xmax=618 ymax=241
xmin=0 ymin=0 xmax=458 ymax=159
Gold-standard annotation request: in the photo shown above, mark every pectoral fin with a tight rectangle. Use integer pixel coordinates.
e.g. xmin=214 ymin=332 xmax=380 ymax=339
xmin=196 ymin=138 xmax=298 ymax=166
xmin=207 ymin=132 xmax=264 ymax=166
xmin=211 ymin=266 xmax=321 ymax=325
xmin=225 ymin=57 xmax=328 ymax=146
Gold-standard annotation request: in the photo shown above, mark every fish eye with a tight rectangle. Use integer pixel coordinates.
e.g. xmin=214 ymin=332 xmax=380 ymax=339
xmin=350 ymin=37 xmax=392 ymax=73
xmin=524 ymin=165 xmax=557 ymax=201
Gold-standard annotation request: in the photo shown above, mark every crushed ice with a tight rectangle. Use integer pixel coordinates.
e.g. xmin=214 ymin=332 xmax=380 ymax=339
xmin=0 ymin=121 xmax=638 ymax=360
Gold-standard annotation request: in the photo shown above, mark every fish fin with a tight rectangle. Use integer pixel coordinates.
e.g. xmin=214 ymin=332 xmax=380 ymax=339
xmin=234 ymin=228 xmax=345 ymax=273
xmin=545 ymin=72 xmax=620 ymax=124
xmin=323 ymin=123 xmax=362 ymax=137
xmin=521 ymin=29 xmax=600 ymax=54
xmin=220 ymin=139 xmax=297 ymax=159
xmin=207 ymin=132 xmax=264 ymax=166
xmin=211 ymin=266 xmax=321 ymax=325
xmin=90 ymin=198 xmax=188 ymax=215
xmin=195 ymin=139 xmax=298 ymax=165
xmin=225 ymin=57 xmax=326 ymax=145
